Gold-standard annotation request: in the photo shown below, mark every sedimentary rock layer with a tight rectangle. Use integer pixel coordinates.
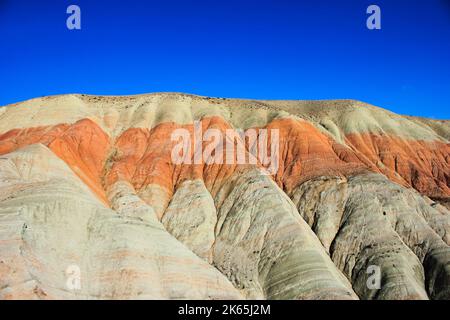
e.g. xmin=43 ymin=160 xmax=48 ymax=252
xmin=0 ymin=93 xmax=449 ymax=300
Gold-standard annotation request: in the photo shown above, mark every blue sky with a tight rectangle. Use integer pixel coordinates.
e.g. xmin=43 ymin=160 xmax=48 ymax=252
xmin=0 ymin=0 xmax=449 ymax=119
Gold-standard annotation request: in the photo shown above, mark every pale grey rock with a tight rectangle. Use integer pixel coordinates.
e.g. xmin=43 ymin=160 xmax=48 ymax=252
xmin=211 ymin=168 xmax=357 ymax=300
xmin=0 ymin=145 xmax=242 ymax=299
xmin=162 ymin=179 xmax=217 ymax=263
xmin=291 ymin=173 xmax=450 ymax=300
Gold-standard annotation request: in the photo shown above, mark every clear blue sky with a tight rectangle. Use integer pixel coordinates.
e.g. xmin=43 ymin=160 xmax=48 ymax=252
xmin=1 ymin=0 xmax=449 ymax=119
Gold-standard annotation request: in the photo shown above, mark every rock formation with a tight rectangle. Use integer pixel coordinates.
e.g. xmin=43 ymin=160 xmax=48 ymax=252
xmin=0 ymin=93 xmax=448 ymax=300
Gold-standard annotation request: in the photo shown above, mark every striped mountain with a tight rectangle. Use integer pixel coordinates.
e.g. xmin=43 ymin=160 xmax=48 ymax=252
xmin=0 ymin=93 xmax=449 ymax=300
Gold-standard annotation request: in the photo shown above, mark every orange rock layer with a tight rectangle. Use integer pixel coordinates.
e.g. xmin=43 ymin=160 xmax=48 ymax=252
xmin=0 ymin=117 xmax=448 ymax=207
xmin=106 ymin=117 xmax=241 ymax=198
xmin=0 ymin=119 xmax=110 ymax=204
xmin=345 ymin=133 xmax=450 ymax=199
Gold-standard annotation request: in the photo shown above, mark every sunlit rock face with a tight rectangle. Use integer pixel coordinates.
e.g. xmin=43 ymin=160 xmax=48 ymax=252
xmin=0 ymin=93 xmax=449 ymax=300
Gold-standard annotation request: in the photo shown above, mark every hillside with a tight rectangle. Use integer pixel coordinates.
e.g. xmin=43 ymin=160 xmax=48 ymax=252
xmin=0 ymin=93 xmax=449 ymax=299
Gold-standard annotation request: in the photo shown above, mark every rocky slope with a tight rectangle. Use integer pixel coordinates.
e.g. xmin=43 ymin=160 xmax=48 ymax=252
xmin=0 ymin=93 xmax=449 ymax=300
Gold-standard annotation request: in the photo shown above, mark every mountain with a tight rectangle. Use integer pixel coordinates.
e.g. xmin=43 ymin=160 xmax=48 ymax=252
xmin=0 ymin=93 xmax=449 ymax=300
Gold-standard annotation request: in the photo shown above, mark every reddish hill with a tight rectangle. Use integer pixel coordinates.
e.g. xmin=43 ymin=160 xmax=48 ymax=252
xmin=0 ymin=93 xmax=448 ymax=300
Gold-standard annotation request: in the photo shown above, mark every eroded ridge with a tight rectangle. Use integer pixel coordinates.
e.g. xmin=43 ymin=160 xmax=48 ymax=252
xmin=0 ymin=93 xmax=449 ymax=299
